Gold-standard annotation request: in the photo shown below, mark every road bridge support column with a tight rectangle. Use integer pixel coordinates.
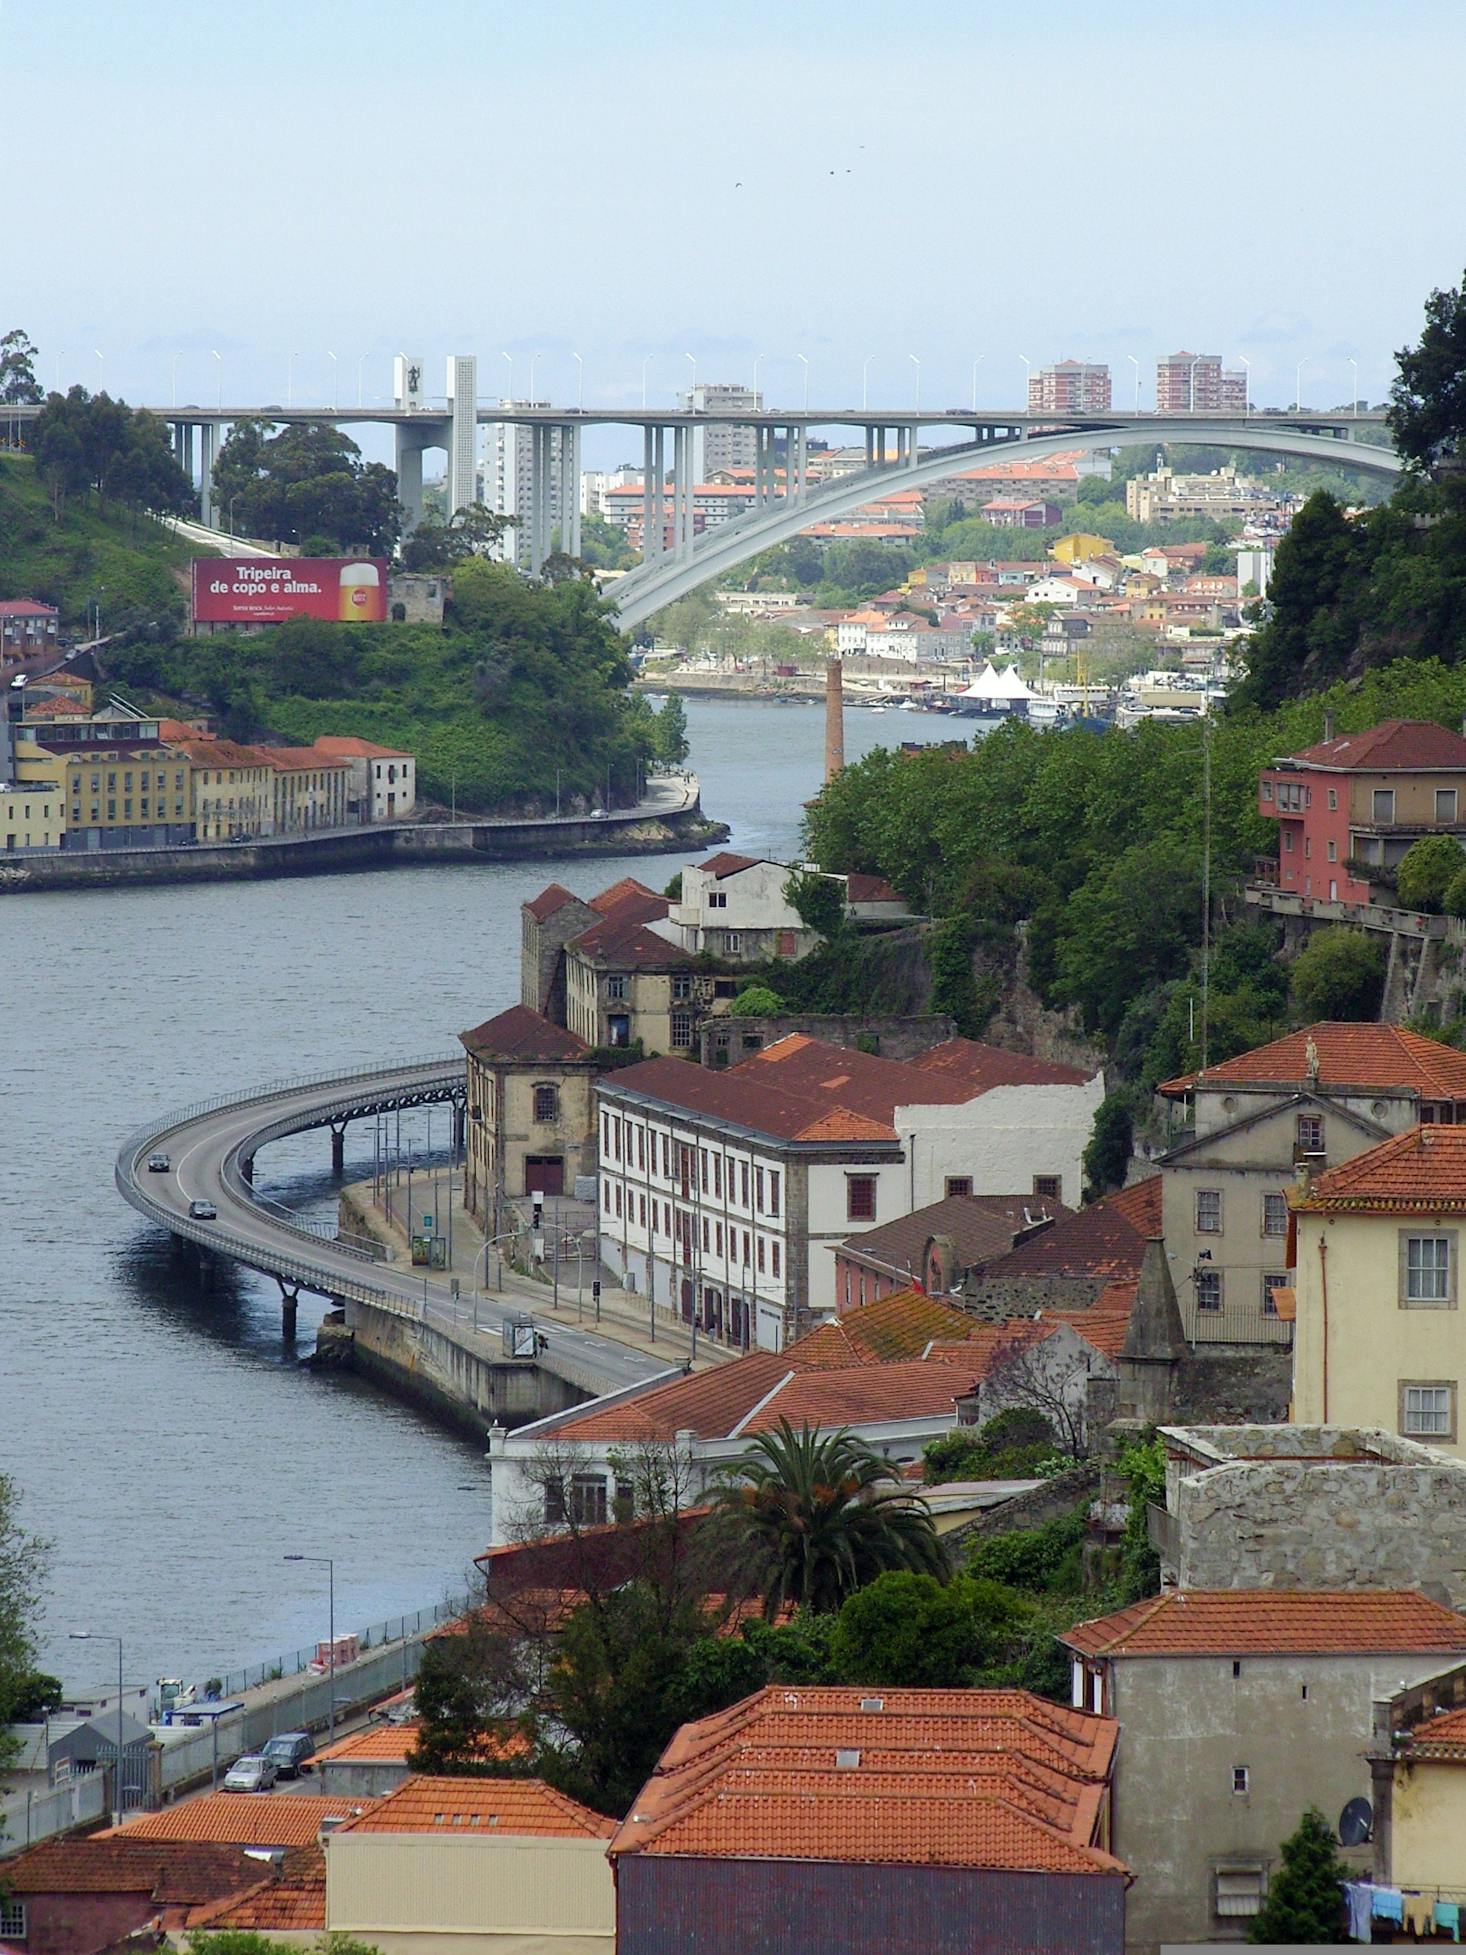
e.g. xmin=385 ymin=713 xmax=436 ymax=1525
xmin=278 ymin=1280 xmax=299 ymax=1341
xmin=241 ymin=1156 xmax=254 ymax=1186
xmin=394 ymin=428 xmax=425 ymax=532
xmin=330 ymin=1122 xmax=347 ymax=1176
xmin=199 ymin=422 xmax=218 ymax=527
xmin=673 ymin=425 xmax=693 ymax=559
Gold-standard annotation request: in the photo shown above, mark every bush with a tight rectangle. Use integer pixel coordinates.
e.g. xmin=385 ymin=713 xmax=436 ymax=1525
xmin=1447 ymin=867 xmax=1466 ymax=918
xmin=1082 ymin=1092 xmax=1134 ymax=1199
xmin=830 ymin=1572 xmax=1026 ymax=1688
xmin=726 ymin=985 xmax=787 ymax=1018
xmin=1289 ymin=927 xmax=1386 ymax=1022
xmin=1396 ymin=833 xmax=1466 ymax=911
xmin=966 ymin=1507 xmax=1086 ymax=1594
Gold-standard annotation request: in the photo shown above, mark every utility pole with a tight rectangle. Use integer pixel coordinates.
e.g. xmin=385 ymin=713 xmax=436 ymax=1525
xmin=1200 ymin=719 xmax=1213 ymax=1071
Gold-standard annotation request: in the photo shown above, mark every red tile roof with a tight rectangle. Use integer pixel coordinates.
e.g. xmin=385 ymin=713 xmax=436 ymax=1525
xmin=106 ymin=1793 xmax=363 ymax=1847
xmin=569 ymin=911 xmax=686 ymax=969
xmin=336 ymin=1774 xmax=614 ymax=1837
xmin=909 ymin=1037 xmax=1094 ymax=1090
xmin=795 ymin=1288 xmax=983 ymax=1365
xmin=167 ymin=737 xmax=269 ymax=768
xmin=843 ymin=872 xmax=905 ymax=905
xmin=981 ymin=1178 xmax=1160 ymax=1284
xmin=1283 ymin=719 xmax=1466 ymax=772
xmin=260 ymin=745 xmax=351 ymax=771
xmin=590 ymin=876 xmax=661 ymax=915
xmin=1160 ymin=1023 xmax=1466 ymax=1099
xmin=1296 ymin=1125 xmax=1466 ymax=1212
xmin=0 ymin=598 xmax=59 ymax=617
xmin=1398 ymin=1705 xmax=1466 ymax=1760
xmin=611 ymin=1686 xmax=1122 ymax=1874
xmin=1063 ymin=1590 xmax=1466 ymax=1659
xmin=315 ymin=1720 xmax=422 ymax=1762
xmin=525 ymin=881 xmax=582 ymax=921
xmin=459 ymin=1003 xmax=590 ymax=1061
xmin=838 ymin=1192 xmax=1066 ymax=1280
xmin=183 ymin=1844 xmax=325 ymax=1932
xmin=697 ymin=851 xmax=762 ymax=878
xmin=312 ymin=735 xmax=413 ymax=759
xmin=4 ymin=1836 xmax=273 ymax=1903
xmin=741 ymin=1359 xmax=972 ymax=1434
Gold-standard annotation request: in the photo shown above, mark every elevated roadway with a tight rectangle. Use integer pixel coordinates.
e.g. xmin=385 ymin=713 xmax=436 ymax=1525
xmin=115 ymin=1058 xmax=671 ymax=1402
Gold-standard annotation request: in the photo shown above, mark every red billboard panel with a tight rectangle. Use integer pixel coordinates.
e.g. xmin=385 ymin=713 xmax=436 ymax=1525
xmin=192 ymin=556 xmax=389 ymax=625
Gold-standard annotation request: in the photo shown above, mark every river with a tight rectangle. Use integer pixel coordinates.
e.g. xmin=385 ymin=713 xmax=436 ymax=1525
xmin=0 ymin=695 xmax=958 ymax=1695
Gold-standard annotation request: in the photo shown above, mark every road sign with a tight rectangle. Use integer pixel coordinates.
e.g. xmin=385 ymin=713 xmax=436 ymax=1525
xmin=422 ymin=1212 xmax=433 ymax=1230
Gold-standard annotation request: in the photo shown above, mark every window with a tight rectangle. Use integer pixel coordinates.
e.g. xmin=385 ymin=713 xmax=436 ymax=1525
xmin=637 ymin=1125 xmax=645 ymax=1170
xmin=740 ymin=1161 xmax=749 ymax=1206
xmin=662 ymin=1133 xmax=671 ymax=1177
xmin=1231 ymin=1766 xmax=1250 ymax=1795
xmin=570 ymin=1473 xmax=608 ymax=1526
xmin=671 ymin=1010 xmax=694 ymax=1048
xmin=1326 ymin=839 xmax=1337 ymax=861
xmin=701 ymin=1216 xmax=710 ymax=1252
xmin=757 ymin=1237 xmax=766 ymax=1274
xmin=755 ymin=1166 xmax=765 ymax=1211
xmin=606 ymin=975 xmax=627 ymax=1001
xmin=1327 ymin=788 xmax=1338 ymax=809
xmin=768 ymin=1170 xmax=780 ymax=1217
xmin=1262 ymin=1192 xmax=1288 ymax=1237
xmin=945 ymin=1177 xmax=972 ymax=1199
xmin=725 ymin=930 xmax=743 ymax=953
xmin=533 ymin=1084 xmax=558 ymax=1123
xmin=1214 ymin=1864 xmax=1266 ymax=1919
xmin=699 ymin=1148 xmax=709 ymax=1192
xmin=1401 ymin=1383 xmax=1456 ymax=1439
xmin=707 ymin=890 xmax=727 ymax=908
xmin=639 ymin=1193 xmax=647 ymax=1227
xmin=614 ymin=1183 xmax=623 ymax=1218
xmin=544 ymin=1475 xmax=567 ymax=1524
xmin=672 ymin=973 xmax=692 ymax=1001
xmin=1195 ymin=1189 xmax=1222 ymax=1234
xmin=0 ymin=1898 xmax=26 ymax=1939
xmin=1262 ymin=1273 xmax=1288 ymax=1316
xmin=1034 ymin=1175 xmax=1062 ymax=1201
xmin=1296 ymin=1113 xmax=1324 ymax=1153
xmin=743 ymin=1230 xmax=751 ymax=1266
xmin=847 ymin=1175 xmax=878 ymax=1222
xmin=1196 ymin=1268 xmax=1223 ymax=1312
xmin=1439 ymin=788 xmax=1459 ymax=823
xmin=1401 ymin=1232 xmax=1455 ymax=1306
xmin=1261 ymin=780 xmax=1273 ymax=801
xmin=771 ymin=1240 xmax=781 ymax=1278
xmin=1283 ymin=830 xmax=1293 ymax=853
xmin=713 ymin=1154 xmax=722 ymax=1197
xmin=1373 ymin=788 xmax=1396 ymax=823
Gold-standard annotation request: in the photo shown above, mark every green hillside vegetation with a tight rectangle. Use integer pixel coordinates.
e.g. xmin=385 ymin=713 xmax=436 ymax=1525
xmin=105 ymin=556 xmax=683 ymax=813
xmin=0 ymin=450 xmax=204 ymax=629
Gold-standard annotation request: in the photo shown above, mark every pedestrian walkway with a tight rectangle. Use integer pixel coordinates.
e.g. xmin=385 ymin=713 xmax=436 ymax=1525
xmin=349 ymin=1167 xmax=735 ymax=1374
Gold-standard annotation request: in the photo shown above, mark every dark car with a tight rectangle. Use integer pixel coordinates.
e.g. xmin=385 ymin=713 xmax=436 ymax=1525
xmin=262 ymin=1731 xmax=315 ymax=1777
xmin=188 ymin=1198 xmax=218 ymax=1221
xmin=147 ymin=1153 xmax=171 ymax=1173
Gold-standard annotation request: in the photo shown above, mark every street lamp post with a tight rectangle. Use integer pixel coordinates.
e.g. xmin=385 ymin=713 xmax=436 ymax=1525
xmin=283 ymin=1555 xmax=336 ymax=1742
xmin=69 ymin=1632 xmax=124 ymax=1824
xmin=499 ymin=350 xmax=513 ymax=404
xmin=1295 ymin=358 xmax=1307 ymax=412
xmin=970 ymin=355 xmax=984 ymax=413
xmin=573 ymin=352 xmax=584 ymax=410
xmin=528 ymin=354 xmax=540 ymax=403
xmin=861 ymin=356 xmax=873 ymax=413
xmin=908 ymin=353 xmax=921 ymax=411
xmin=751 ymin=354 xmax=762 ymax=400
xmin=797 ymin=353 xmax=809 ymax=411
xmin=212 ymin=349 xmax=222 ymax=410
xmin=685 ymin=351 xmax=697 ymax=402
xmin=1350 ymin=357 xmax=1359 ymax=417
xmin=94 ymin=349 xmax=104 ymax=393
xmin=1127 ymin=354 xmax=1141 ymax=414
xmin=228 ymin=492 xmax=240 ymax=537
xmin=327 ymin=350 xmax=339 ymax=411
xmin=1188 ymin=354 xmax=1202 ymax=412
xmin=1019 ymin=353 xmax=1031 ymax=407
xmin=1235 ymin=354 xmax=1251 ymax=420
xmin=640 ymin=356 xmax=650 ymax=410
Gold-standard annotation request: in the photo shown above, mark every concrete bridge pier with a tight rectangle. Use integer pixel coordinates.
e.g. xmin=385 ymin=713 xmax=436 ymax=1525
xmin=240 ymin=1156 xmax=254 ymax=1186
xmin=277 ymin=1280 xmax=301 ymax=1341
xmin=330 ymin=1122 xmax=348 ymax=1176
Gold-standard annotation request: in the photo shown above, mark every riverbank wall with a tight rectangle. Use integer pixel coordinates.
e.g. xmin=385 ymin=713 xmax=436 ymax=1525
xmin=0 ymin=800 xmax=727 ymax=896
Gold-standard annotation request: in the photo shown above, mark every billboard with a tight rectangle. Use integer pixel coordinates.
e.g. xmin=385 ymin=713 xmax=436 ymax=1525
xmin=192 ymin=556 xmax=389 ymax=625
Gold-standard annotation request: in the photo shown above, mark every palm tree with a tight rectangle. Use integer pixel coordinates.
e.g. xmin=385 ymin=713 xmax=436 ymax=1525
xmin=715 ymin=1419 xmax=949 ymax=1618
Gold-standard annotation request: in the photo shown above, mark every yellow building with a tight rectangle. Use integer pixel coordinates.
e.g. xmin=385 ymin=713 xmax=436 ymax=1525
xmin=166 ymin=736 xmax=275 ymax=840
xmin=15 ymin=723 xmax=193 ymax=850
xmin=0 ymin=780 xmax=66 ymax=851
xmin=262 ymin=747 xmax=352 ymax=833
xmin=324 ymin=1774 xmax=615 ymax=1954
xmin=1292 ymin=1126 xmax=1466 ymax=1452
xmin=1371 ymin=1664 xmax=1466 ymax=1903
xmin=1050 ymin=532 xmax=1115 ymax=565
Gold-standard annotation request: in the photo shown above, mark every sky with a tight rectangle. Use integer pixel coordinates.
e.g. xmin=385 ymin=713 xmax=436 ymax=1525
xmin=5 ymin=0 xmax=1466 ymax=468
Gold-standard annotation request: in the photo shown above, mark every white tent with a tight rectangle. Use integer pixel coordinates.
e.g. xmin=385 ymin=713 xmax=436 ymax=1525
xmin=958 ymin=660 xmax=1039 ymax=704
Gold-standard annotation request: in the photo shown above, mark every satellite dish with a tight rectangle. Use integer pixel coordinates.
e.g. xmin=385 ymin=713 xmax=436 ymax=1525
xmin=1338 ymin=1796 xmax=1373 ymax=1846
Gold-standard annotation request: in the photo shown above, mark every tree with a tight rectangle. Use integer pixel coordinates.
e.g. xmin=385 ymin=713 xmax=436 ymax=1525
xmin=981 ymin=1332 xmax=1093 ymax=1459
xmin=714 ymin=1420 xmax=948 ymax=1618
xmin=213 ymin=420 xmax=400 ymax=552
xmin=1396 ymin=833 xmax=1466 ymax=911
xmin=1446 ymin=866 xmax=1466 ymax=918
xmin=783 ymin=866 xmax=846 ymax=940
xmin=830 ymin=1571 xmax=1024 ymax=1688
xmin=28 ymin=387 xmax=192 ymax=523
xmin=1054 ymin=835 xmax=1205 ymax=1036
xmin=408 ymin=1616 xmax=529 ymax=1776
xmin=652 ymin=692 xmax=689 ymax=767
xmin=1390 ymin=268 xmax=1466 ymax=473
xmin=726 ymin=984 xmax=787 ymax=1018
xmin=1289 ymin=926 xmax=1386 ymax=1022
xmin=0 ymin=329 xmax=42 ymax=405
xmin=400 ymin=503 xmax=515 ymax=571
xmin=1232 ymin=492 xmax=1359 ymax=710
xmin=1246 ymin=1808 xmax=1347 ymax=1944
xmin=1083 ymin=1092 xmax=1134 ymax=1198
xmin=0 ymin=1474 xmax=50 ymax=1781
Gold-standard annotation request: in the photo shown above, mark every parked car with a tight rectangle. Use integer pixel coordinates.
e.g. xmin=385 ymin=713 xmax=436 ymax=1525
xmin=147 ymin=1153 xmax=171 ymax=1173
xmin=262 ymin=1731 xmax=315 ymax=1777
xmin=188 ymin=1198 xmax=218 ymax=1220
xmin=223 ymin=1754 xmax=278 ymax=1793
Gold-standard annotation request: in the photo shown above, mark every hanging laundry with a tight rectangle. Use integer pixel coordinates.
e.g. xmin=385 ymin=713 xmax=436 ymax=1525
xmin=1345 ymin=1880 xmax=1375 ymax=1942
xmin=1405 ymin=1895 xmax=1436 ymax=1936
xmin=1373 ymin=1888 xmax=1405 ymax=1925
xmin=1436 ymin=1900 xmax=1462 ymax=1943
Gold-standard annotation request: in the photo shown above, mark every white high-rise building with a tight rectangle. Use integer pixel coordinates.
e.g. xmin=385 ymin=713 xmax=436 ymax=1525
xmin=486 ymin=404 xmax=566 ymax=568
xmin=683 ymin=383 xmax=762 ymax=482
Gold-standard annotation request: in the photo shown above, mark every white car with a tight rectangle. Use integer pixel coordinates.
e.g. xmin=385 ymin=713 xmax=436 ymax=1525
xmin=223 ymin=1754 xmax=279 ymax=1793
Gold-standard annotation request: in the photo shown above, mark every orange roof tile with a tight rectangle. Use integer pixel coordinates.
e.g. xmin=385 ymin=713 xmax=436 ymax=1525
xmin=314 ymin=1720 xmax=422 ymax=1762
xmin=312 ymin=735 xmax=412 ymax=758
xmin=106 ymin=1793 xmax=365 ymax=1848
xmin=739 ymin=1359 xmax=968 ymax=1434
xmin=1160 ymin=1023 xmax=1466 ymax=1099
xmin=611 ymin=1686 xmax=1122 ymax=1874
xmin=183 ymin=1844 xmax=325 ymax=1932
xmin=1399 ymin=1704 xmax=1466 ymax=1760
xmin=590 ymin=875 xmax=661 ymax=915
xmin=3 ymin=1837 xmax=266 ymax=1901
xmin=458 ymin=1003 xmax=590 ymax=1061
xmin=336 ymin=1774 xmax=614 ymax=1837
xmin=1283 ymin=719 xmax=1466 ymax=772
xmin=982 ymin=1179 xmax=1159 ymax=1284
xmin=1062 ymin=1589 xmax=1466 ymax=1659
xmin=1296 ymin=1125 xmax=1466 ymax=1211
xmin=794 ymin=1289 xmax=979 ymax=1367
xmin=525 ymin=881 xmax=582 ymax=921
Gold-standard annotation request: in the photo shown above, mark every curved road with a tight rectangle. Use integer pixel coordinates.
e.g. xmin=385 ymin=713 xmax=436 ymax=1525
xmin=115 ymin=1058 xmax=672 ymax=1400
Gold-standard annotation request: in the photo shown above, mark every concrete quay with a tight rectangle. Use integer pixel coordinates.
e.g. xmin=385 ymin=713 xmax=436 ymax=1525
xmin=0 ymin=775 xmax=727 ymax=895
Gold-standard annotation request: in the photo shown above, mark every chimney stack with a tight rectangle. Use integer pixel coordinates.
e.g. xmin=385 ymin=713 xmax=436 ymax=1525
xmin=824 ymin=659 xmax=845 ymax=783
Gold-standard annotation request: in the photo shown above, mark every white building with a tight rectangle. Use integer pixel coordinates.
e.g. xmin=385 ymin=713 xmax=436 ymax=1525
xmin=594 ymin=1033 xmax=1102 ymax=1350
xmin=310 ymin=738 xmax=417 ymax=823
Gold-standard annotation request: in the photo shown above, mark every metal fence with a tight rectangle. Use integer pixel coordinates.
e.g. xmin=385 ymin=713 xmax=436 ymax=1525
xmin=215 ymin=1592 xmax=475 ymax=1700
xmin=0 ymin=1773 xmax=107 ymax=1855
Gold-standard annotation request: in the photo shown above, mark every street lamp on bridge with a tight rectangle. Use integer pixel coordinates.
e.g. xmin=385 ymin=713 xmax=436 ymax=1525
xmin=212 ymin=349 xmax=222 ymax=409
xmin=500 ymin=350 xmax=513 ymax=405
xmin=1235 ymin=354 xmax=1251 ymax=419
xmin=970 ymin=355 xmax=984 ymax=412
xmin=1295 ymin=357 xmax=1308 ymax=412
xmin=685 ymin=351 xmax=696 ymax=402
xmin=1019 ymin=353 xmax=1031 ymax=405
xmin=1188 ymin=354 xmax=1202 ymax=412
xmin=574 ymin=352 xmax=584 ymax=410
xmin=1350 ymin=357 xmax=1359 ymax=417
xmin=1127 ymin=353 xmax=1141 ymax=413
xmin=908 ymin=353 xmax=920 ymax=411
xmin=327 ymin=350 xmax=338 ymax=411
xmin=861 ymin=356 xmax=873 ymax=412
xmin=797 ymin=353 xmax=809 ymax=410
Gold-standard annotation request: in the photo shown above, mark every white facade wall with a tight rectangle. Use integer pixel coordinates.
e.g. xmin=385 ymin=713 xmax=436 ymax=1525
xmin=901 ymin=1076 xmax=1103 ymax=1214
xmin=670 ymin=858 xmax=809 ymax=951
xmin=368 ymin=754 xmax=415 ymax=821
xmin=805 ymin=1155 xmax=925 ymax=1305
